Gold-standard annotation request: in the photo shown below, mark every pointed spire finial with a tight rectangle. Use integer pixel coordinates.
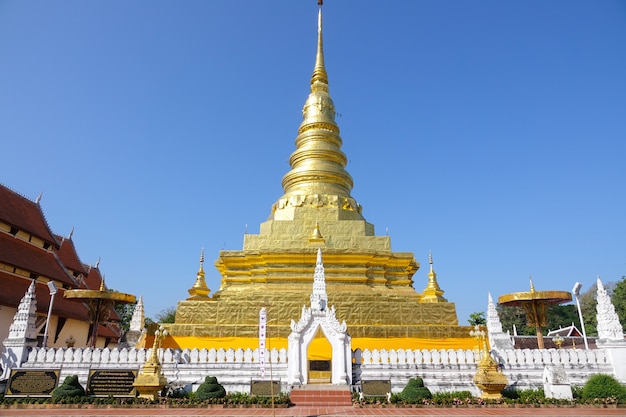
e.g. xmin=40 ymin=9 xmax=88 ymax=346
xmin=99 ymin=276 xmax=106 ymax=292
xmin=35 ymin=192 xmax=43 ymax=204
xmin=311 ymin=1 xmax=328 ymax=87
xmin=529 ymin=276 xmax=535 ymax=292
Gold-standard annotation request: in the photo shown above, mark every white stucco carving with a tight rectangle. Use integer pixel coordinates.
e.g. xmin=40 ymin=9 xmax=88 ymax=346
xmin=1 ymin=281 xmax=39 ymax=380
xmin=596 ymin=277 xmax=624 ymax=343
xmin=287 ymin=249 xmax=351 ymax=385
xmin=486 ymin=292 xmax=514 ymax=351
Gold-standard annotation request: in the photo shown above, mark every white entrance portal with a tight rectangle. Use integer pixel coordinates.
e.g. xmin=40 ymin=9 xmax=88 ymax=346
xmin=287 ymin=249 xmax=351 ymax=385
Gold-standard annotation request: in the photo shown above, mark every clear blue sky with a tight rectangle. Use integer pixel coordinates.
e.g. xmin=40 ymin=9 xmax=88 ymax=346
xmin=1 ymin=1 xmax=625 ymax=328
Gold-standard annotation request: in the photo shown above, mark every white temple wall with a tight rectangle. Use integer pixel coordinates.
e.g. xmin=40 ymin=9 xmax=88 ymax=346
xmin=17 ymin=346 xmax=615 ymax=395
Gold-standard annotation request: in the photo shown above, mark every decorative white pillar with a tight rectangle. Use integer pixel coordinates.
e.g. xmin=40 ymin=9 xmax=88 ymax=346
xmin=1 ymin=281 xmax=39 ymax=381
xmin=595 ymin=276 xmax=626 ymax=382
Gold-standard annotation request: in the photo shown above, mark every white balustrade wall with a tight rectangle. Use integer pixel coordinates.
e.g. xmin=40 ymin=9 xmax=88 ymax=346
xmin=356 ymin=347 xmax=614 ymax=395
xmin=21 ymin=347 xmax=289 ymax=394
xmin=18 ymin=346 xmax=616 ymax=394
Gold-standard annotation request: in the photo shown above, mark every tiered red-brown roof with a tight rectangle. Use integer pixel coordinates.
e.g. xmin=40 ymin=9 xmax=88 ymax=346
xmin=0 ymin=185 xmax=58 ymax=249
xmin=0 ymin=183 xmax=123 ymax=344
xmin=56 ymin=235 xmax=89 ymax=281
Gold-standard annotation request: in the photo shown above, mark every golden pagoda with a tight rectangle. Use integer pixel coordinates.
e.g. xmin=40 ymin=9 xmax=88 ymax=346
xmin=166 ymin=2 xmax=473 ymax=352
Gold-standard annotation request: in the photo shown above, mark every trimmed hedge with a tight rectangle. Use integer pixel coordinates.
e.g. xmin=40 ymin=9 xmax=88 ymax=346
xmin=194 ymin=376 xmax=226 ymax=400
xmin=400 ymin=377 xmax=432 ymax=402
xmin=51 ymin=375 xmax=86 ymax=398
xmin=582 ymin=374 xmax=626 ymax=403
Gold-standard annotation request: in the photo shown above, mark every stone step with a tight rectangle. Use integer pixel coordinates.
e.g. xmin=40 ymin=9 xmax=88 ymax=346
xmin=289 ymin=387 xmax=353 ymax=406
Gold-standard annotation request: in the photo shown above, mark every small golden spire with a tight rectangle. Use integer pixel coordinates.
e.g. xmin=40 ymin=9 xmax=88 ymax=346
xmin=422 ymin=252 xmax=447 ymax=302
xmin=99 ymin=276 xmax=105 ymax=292
xmin=187 ymin=248 xmax=210 ymax=299
xmin=312 ymin=221 xmax=324 ymax=239
xmin=529 ymin=276 xmax=535 ymax=292
xmin=309 ymin=221 xmax=326 ymax=246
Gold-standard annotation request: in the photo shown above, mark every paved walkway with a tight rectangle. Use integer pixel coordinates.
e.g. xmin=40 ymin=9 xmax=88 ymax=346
xmin=1 ymin=406 xmax=625 ymax=417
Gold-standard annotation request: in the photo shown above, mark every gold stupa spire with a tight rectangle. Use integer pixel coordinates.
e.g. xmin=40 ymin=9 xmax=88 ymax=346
xmin=422 ymin=251 xmax=447 ymax=302
xmin=271 ymin=0 xmax=361 ymax=219
xmin=187 ymin=248 xmax=210 ymax=299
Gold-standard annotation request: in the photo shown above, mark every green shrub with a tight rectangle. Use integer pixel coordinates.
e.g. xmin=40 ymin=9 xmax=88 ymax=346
xmin=400 ymin=377 xmax=432 ymax=402
xmin=194 ymin=376 xmax=226 ymax=400
xmin=502 ymin=387 xmax=544 ymax=402
xmin=582 ymin=374 xmax=626 ymax=403
xmin=431 ymin=390 xmax=473 ymax=404
xmin=51 ymin=375 xmax=86 ymax=398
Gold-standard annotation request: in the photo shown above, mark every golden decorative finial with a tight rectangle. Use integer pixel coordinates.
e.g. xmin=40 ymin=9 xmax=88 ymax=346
xmin=312 ymin=221 xmax=323 ymax=239
xmin=99 ymin=276 xmax=105 ymax=292
xmin=529 ymin=276 xmax=535 ymax=292
xmin=311 ymin=3 xmax=328 ymax=86
xmin=422 ymin=252 xmax=447 ymax=302
xmin=188 ymin=248 xmax=210 ymax=299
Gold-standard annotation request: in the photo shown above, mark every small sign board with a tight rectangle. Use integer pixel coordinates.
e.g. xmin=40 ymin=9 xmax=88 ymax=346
xmin=86 ymin=369 xmax=138 ymax=397
xmin=361 ymin=379 xmax=391 ymax=397
xmin=250 ymin=380 xmax=280 ymax=397
xmin=6 ymin=369 xmax=60 ymax=397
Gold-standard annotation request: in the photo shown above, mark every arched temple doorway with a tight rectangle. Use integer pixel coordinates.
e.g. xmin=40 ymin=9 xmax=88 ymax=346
xmin=308 ymin=328 xmax=332 ymax=383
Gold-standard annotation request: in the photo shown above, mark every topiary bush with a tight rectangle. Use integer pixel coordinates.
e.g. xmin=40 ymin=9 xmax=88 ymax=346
xmin=582 ymin=374 xmax=626 ymax=403
xmin=51 ymin=375 xmax=86 ymax=398
xmin=400 ymin=377 xmax=432 ymax=402
xmin=194 ymin=376 xmax=226 ymax=400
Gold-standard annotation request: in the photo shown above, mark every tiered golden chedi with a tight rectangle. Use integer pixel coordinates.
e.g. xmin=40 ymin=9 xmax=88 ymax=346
xmin=168 ymin=4 xmax=473 ymax=350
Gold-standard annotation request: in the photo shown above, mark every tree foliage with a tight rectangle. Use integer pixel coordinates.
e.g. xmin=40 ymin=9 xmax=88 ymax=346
xmin=612 ymin=276 xmax=626 ymax=329
xmin=468 ymin=311 xmax=486 ymax=326
xmin=156 ymin=307 xmax=177 ymax=323
xmin=497 ymin=305 xmax=532 ymax=336
xmin=114 ymin=302 xmax=137 ymax=334
xmin=497 ymin=304 xmax=581 ymax=336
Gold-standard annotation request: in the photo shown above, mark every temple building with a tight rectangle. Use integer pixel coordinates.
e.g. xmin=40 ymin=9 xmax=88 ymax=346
xmin=0 ymin=184 xmax=123 ymax=348
xmin=166 ymin=3 xmax=474 ymax=356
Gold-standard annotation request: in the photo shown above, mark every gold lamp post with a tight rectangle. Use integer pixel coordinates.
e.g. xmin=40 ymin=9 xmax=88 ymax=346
xmin=470 ymin=325 xmax=508 ymax=399
xmin=133 ymin=325 xmax=169 ymax=399
xmin=64 ymin=278 xmax=136 ymax=347
xmin=552 ymin=334 xmax=565 ymax=349
xmin=498 ymin=277 xmax=572 ymax=349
